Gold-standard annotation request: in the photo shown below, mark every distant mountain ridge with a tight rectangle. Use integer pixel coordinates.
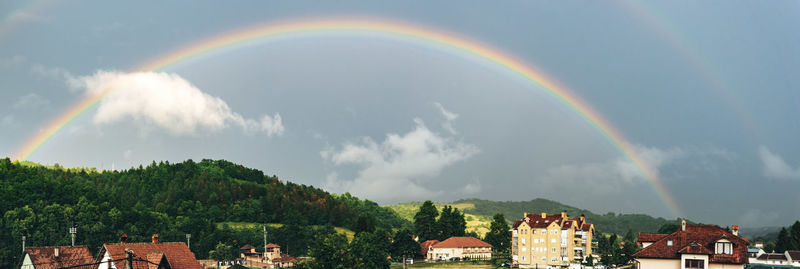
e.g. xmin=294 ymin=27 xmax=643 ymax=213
xmin=387 ymin=198 xmax=683 ymax=236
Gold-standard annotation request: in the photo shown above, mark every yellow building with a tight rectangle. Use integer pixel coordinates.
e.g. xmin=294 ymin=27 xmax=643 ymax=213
xmin=511 ymin=212 xmax=594 ymax=268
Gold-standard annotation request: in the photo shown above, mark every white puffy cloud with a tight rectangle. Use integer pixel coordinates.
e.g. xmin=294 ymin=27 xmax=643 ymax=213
xmin=68 ymin=71 xmax=284 ymax=136
xmin=758 ymin=146 xmax=800 ymax=180
xmin=322 ymin=117 xmax=479 ymax=203
xmin=434 ymin=102 xmax=459 ymax=134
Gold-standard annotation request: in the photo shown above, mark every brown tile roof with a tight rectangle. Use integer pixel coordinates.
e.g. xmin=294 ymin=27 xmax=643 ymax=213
xmin=145 ymin=252 xmax=170 ymax=269
xmin=240 ymin=244 xmax=254 ymax=250
xmin=103 ymin=242 xmax=201 ymax=269
xmin=581 ymin=223 xmax=593 ymax=231
xmin=432 ymin=237 xmax=492 ymax=248
xmin=420 ymin=240 xmax=440 ymax=256
xmin=265 ymin=243 xmax=280 ymax=248
xmin=633 ymin=224 xmax=748 ymax=264
xmin=562 ymin=220 xmax=575 ymax=229
xmin=512 ymin=213 xmax=567 ymax=229
xmin=788 ymin=250 xmax=800 ymax=260
xmin=638 ymin=233 xmax=669 ymax=243
xmin=677 ymin=242 xmax=713 ymax=255
xmin=757 ymin=253 xmax=787 ymax=261
xmin=25 ymin=246 xmax=94 ymax=269
xmin=271 ymin=253 xmax=299 ymax=263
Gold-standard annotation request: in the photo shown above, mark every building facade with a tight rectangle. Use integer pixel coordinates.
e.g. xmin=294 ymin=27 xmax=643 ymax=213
xmin=426 ymin=237 xmax=492 ymax=261
xmin=633 ymin=220 xmax=748 ymax=269
xmin=511 ymin=212 xmax=594 ymax=268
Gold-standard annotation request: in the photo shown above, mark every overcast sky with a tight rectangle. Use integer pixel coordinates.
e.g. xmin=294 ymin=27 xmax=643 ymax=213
xmin=1 ymin=1 xmax=799 ymax=228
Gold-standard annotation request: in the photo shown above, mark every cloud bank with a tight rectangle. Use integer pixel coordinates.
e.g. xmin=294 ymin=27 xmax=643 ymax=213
xmin=322 ymin=104 xmax=479 ymax=203
xmin=758 ymin=146 xmax=800 ymax=180
xmin=68 ymin=71 xmax=283 ymax=136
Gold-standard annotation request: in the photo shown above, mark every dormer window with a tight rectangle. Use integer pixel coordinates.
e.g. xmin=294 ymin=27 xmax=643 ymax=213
xmin=667 ymin=240 xmax=673 ymax=247
xmin=715 ymin=241 xmax=732 ymax=255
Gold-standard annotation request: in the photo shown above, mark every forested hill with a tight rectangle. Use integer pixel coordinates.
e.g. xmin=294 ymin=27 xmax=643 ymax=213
xmin=0 ymin=158 xmax=409 ymax=268
xmin=387 ymin=198 xmax=681 ymax=237
xmin=454 ymin=198 xmax=681 ymax=235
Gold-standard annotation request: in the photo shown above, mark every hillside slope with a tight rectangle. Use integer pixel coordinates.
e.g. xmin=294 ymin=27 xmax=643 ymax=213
xmin=387 ymin=198 xmax=681 ymax=237
xmin=0 ymin=158 xmax=409 ymax=268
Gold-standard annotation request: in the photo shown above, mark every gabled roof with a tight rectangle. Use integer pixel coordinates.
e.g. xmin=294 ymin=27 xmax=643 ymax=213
xmin=25 ymin=246 xmax=94 ymax=269
xmin=638 ymin=233 xmax=669 ymax=243
xmin=145 ymin=252 xmax=171 ymax=269
xmin=432 ymin=237 xmax=492 ymax=248
xmin=512 ymin=213 xmax=567 ymax=229
xmin=758 ymin=253 xmax=788 ymax=261
xmin=420 ymin=240 xmax=440 ymax=256
xmin=788 ymin=250 xmax=800 ymax=260
xmin=240 ymin=244 xmax=255 ymax=250
xmin=677 ymin=241 xmax=713 ymax=255
xmin=633 ymin=224 xmax=748 ymax=264
xmin=272 ymin=253 xmax=299 ymax=263
xmin=102 ymin=242 xmax=201 ymax=269
xmin=581 ymin=223 xmax=593 ymax=231
xmin=265 ymin=243 xmax=280 ymax=248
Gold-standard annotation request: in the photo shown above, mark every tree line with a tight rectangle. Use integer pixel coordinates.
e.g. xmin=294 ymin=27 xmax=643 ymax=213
xmin=0 ymin=158 xmax=409 ymax=268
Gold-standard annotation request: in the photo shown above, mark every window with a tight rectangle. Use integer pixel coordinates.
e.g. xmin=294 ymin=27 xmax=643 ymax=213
xmin=522 ymin=238 xmax=526 ymax=245
xmin=551 ymin=239 xmax=556 ymax=243
xmin=667 ymin=240 xmax=673 ymax=246
xmin=685 ymin=259 xmax=704 ymax=269
xmin=533 ymin=230 xmax=536 ymax=235
xmin=522 ymin=247 xmax=526 ymax=252
xmin=522 ymin=255 xmax=526 ymax=261
xmin=552 ymin=248 xmax=556 ymax=253
xmin=716 ymin=242 xmax=732 ymax=255
xmin=533 ymin=238 xmax=538 ymax=244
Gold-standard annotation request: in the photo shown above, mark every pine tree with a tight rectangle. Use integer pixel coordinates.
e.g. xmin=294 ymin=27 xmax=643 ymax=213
xmin=414 ymin=201 xmax=439 ymax=242
xmin=790 ymin=221 xmax=800 ymax=250
xmin=776 ymin=227 xmax=791 ymax=252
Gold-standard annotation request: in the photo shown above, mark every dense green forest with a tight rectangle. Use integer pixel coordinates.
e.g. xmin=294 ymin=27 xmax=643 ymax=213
xmin=389 ymin=198 xmax=683 ymax=236
xmin=0 ymin=158 xmax=409 ymax=268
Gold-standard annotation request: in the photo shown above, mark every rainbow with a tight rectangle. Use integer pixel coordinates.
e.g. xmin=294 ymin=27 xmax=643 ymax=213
xmin=0 ymin=0 xmax=56 ymax=43
xmin=14 ymin=17 xmax=682 ymax=217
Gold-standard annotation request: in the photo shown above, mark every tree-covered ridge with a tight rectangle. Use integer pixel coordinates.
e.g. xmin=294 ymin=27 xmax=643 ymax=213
xmin=389 ymin=198 xmax=682 ymax=236
xmin=0 ymin=158 xmax=409 ymax=268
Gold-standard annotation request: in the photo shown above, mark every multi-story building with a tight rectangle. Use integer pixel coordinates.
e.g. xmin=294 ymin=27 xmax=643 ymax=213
xmin=511 ymin=211 xmax=594 ymax=268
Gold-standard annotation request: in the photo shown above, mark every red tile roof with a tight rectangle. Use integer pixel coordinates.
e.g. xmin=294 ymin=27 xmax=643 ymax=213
xmin=633 ymin=224 xmax=748 ymax=264
xmin=265 ymin=243 xmax=280 ymax=248
xmin=512 ymin=213 xmax=567 ymax=229
xmin=581 ymin=223 xmax=593 ymax=231
xmin=103 ymin=242 xmax=201 ymax=269
xmin=25 ymin=246 xmax=94 ymax=269
xmin=432 ymin=237 xmax=492 ymax=248
xmin=420 ymin=240 xmax=440 ymax=256
xmin=638 ymin=233 xmax=669 ymax=243
xmin=145 ymin=252 xmax=169 ymax=269
xmin=272 ymin=253 xmax=299 ymax=263
xmin=240 ymin=244 xmax=254 ymax=250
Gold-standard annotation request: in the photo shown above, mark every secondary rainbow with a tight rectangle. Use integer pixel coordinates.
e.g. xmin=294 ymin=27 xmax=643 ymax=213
xmin=15 ymin=17 xmax=683 ymax=217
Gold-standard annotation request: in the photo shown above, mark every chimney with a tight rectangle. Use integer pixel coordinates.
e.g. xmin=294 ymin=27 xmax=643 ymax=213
xmin=580 ymin=214 xmax=585 ymax=223
xmin=121 ymin=234 xmax=128 ymax=244
xmin=541 ymin=212 xmax=546 ymax=218
xmin=561 ymin=211 xmax=567 ymax=219
xmin=681 ymin=219 xmax=687 ymax=232
xmin=54 ymin=248 xmax=59 ymax=258
xmin=152 ymin=234 xmax=159 ymax=244
xmin=732 ymin=225 xmax=739 ymax=236
xmin=523 ymin=212 xmax=527 ymax=219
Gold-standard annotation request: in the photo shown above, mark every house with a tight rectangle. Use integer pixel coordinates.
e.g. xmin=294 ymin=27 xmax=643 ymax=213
xmin=748 ymin=250 xmax=800 ymax=267
xmin=420 ymin=240 xmax=440 ymax=260
xmin=97 ymin=234 xmax=201 ymax=269
xmin=20 ymin=245 xmax=94 ymax=269
xmin=427 ymin=237 xmax=492 ymax=261
xmin=511 ymin=211 xmax=595 ymax=268
xmin=239 ymin=243 xmax=299 ymax=268
xmin=633 ymin=220 xmax=747 ymax=269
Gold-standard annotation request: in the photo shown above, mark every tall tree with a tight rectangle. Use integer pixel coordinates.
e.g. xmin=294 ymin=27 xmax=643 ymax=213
xmin=437 ymin=206 xmax=467 ymax=240
xmin=790 ymin=221 xmax=800 ymax=250
xmin=306 ymin=233 xmax=348 ymax=269
xmin=776 ymin=228 xmax=791 ymax=252
xmin=414 ymin=201 xmax=439 ymax=242
xmin=484 ymin=214 xmax=511 ymax=253
xmin=347 ymin=231 xmax=391 ymax=269
xmin=623 ymin=229 xmax=635 ymax=243
xmin=391 ymin=229 xmax=421 ymax=261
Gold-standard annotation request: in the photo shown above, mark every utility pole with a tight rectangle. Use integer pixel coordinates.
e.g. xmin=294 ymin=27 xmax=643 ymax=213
xmin=402 ymin=254 xmax=406 ymax=269
xmin=22 ymin=236 xmax=26 ymax=253
xmin=70 ymin=227 xmax=77 ymax=246
xmin=186 ymin=234 xmax=191 ymax=250
xmin=263 ymin=225 xmax=267 ymax=256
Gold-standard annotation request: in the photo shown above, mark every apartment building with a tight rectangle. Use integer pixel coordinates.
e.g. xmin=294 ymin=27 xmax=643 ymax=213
xmin=511 ymin=212 xmax=594 ymax=268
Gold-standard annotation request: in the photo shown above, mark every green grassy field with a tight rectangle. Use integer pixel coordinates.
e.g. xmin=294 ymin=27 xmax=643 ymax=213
xmin=386 ymin=202 xmax=492 ymax=236
xmin=216 ymin=222 xmax=356 ymax=241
